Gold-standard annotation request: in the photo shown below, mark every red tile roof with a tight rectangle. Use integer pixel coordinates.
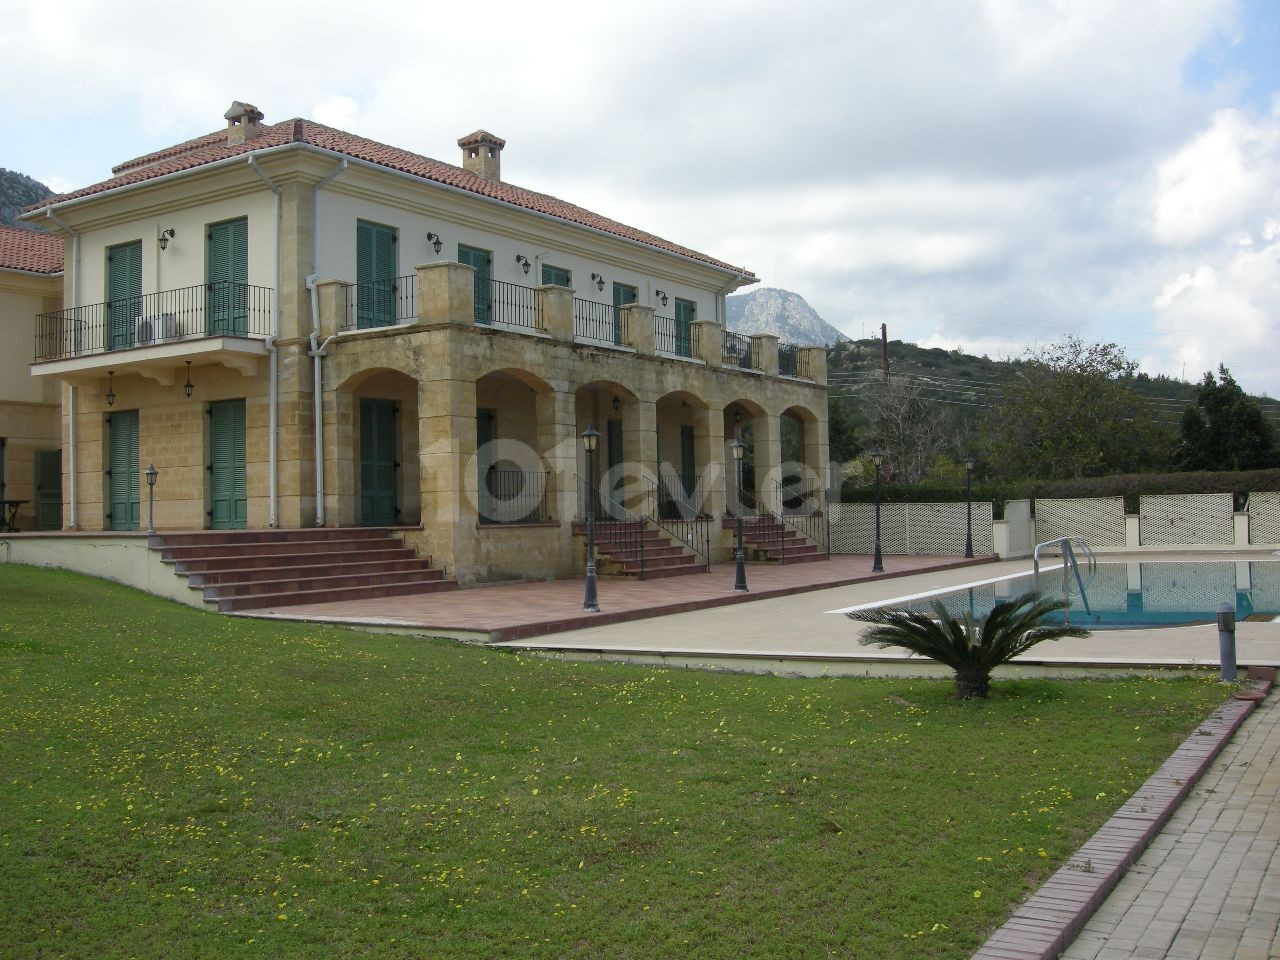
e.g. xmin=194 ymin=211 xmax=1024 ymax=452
xmin=27 ymin=119 xmax=754 ymax=277
xmin=0 ymin=225 xmax=63 ymax=275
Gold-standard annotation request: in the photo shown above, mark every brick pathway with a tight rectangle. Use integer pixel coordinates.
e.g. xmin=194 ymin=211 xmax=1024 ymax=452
xmin=1060 ymin=695 xmax=1280 ymax=960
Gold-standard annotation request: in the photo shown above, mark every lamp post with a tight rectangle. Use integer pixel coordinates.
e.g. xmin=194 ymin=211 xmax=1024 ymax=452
xmin=963 ymin=455 xmax=976 ymax=559
xmin=582 ymin=423 xmax=600 ymax=612
xmin=731 ymin=439 xmax=748 ymax=592
xmin=145 ymin=463 xmax=159 ymax=535
xmin=870 ymin=450 xmax=884 ymax=573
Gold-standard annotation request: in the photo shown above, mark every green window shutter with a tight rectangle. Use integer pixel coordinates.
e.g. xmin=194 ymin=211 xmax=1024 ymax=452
xmin=106 ymin=242 xmax=142 ymax=350
xmin=207 ymin=218 xmax=248 ymax=335
xmin=611 ymin=284 xmax=636 ymax=346
xmin=35 ymin=449 xmax=62 ymax=530
xmin=458 ymin=245 xmax=492 ymax=323
xmin=359 ymin=399 xmax=398 ymax=525
xmin=209 ymin=400 xmax=247 ymax=529
xmin=357 ymin=221 xmax=397 ymax=328
xmin=674 ymin=298 xmax=695 ymax=357
xmin=108 ymin=410 xmax=140 ymax=530
xmin=541 ymin=265 xmax=570 ymax=287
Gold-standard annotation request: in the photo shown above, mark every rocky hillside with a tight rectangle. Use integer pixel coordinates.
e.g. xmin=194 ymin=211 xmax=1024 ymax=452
xmin=726 ymin=288 xmax=847 ymax=346
xmin=0 ymin=169 xmax=53 ymax=229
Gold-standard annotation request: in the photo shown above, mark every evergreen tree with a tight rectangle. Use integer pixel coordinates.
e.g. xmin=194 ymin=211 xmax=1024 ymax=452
xmin=1178 ymin=365 xmax=1278 ymax=471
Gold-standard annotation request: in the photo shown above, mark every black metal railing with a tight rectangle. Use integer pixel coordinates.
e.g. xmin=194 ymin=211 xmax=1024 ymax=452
xmin=490 ymin=279 xmax=540 ymax=330
xmin=644 ymin=476 xmax=711 ymax=570
xmin=479 ymin=468 xmax=550 ymax=524
xmin=573 ymin=298 xmax=624 ymax=345
xmin=655 ymin=315 xmax=693 ymax=357
xmin=343 ymin=275 xmax=417 ymax=331
xmin=722 ymin=329 xmax=753 ymax=369
xmin=578 ymin=474 xmax=647 ymax=578
xmin=768 ymin=477 xmax=829 ymax=560
xmin=778 ymin=341 xmax=799 ymax=377
xmin=34 ymin=283 xmax=273 ymax=361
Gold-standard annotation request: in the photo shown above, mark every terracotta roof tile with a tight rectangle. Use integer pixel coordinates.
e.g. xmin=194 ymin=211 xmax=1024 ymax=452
xmin=26 ymin=119 xmax=753 ymax=277
xmin=0 ymin=225 xmax=63 ymax=275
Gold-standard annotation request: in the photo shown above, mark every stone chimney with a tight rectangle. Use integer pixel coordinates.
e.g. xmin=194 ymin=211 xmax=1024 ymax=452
xmin=457 ymin=130 xmax=505 ymax=182
xmin=225 ymin=101 xmax=265 ymax=146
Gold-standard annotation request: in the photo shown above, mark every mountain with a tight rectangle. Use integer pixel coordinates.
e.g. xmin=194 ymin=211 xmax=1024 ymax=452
xmin=726 ymin=288 xmax=848 ymax=346
xmin=0 ymin=169 xmax=54 ymax=229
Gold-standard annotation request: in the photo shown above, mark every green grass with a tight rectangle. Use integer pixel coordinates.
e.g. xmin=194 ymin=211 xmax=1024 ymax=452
xmin=0 ymin=565 xmax=1227 ymax=959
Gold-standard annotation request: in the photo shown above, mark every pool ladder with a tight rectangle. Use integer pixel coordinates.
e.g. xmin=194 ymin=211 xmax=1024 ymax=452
xmin=1032 ymin=537 xmax=1097 ymax=619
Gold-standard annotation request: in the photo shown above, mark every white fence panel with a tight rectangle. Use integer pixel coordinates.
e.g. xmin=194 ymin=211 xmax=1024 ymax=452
xmin=1248 ymin=491 xmax=1280 ymax=544
xmin=1034 ymin=497 xmax=1126 ymax=548
xmin=1139 ymin=494 xmax=1233 ymax=546
xmin=1003 ymin=500 xmax=1033 ymax=556
xmin=829 ymin=502 xmax=993 ymax=555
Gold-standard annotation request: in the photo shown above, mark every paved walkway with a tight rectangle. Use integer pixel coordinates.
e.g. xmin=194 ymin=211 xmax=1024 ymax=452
xmin=1061 ymin=695 xmax=1280 ymax=960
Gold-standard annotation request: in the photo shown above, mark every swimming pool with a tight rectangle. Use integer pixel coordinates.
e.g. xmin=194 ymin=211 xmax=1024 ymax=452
xmin=837 ymin=559 xmax=1280 ymax=629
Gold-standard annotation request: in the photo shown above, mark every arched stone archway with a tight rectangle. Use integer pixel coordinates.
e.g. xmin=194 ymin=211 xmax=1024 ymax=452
xmin=332 ymin=367 xmax=420 ymax=527
xmin=655 ymin=390 xmax=716 ymax=518
xmin=475 ymin=369 xmax=555 ymax=523
xmin=780 ymin=404 xmax=826 ymax=512
xmin=574 ymin=380 xmax=643 ymax=517
xmin=723 ymin=399 xmax=769 ymax=515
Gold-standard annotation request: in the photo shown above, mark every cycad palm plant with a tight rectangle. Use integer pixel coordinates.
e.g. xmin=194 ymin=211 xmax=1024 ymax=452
xmin=848 ymin=591 xmax=1089 ymax=699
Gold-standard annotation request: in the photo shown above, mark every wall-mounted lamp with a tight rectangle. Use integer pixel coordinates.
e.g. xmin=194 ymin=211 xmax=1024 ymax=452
xmin=591 ymin=272 xmax=605 ymax=292
xmin=183 ymin=360 xmax=194 ymax=398
xmin=105 ymin=370 xmax=116 ymax=407
xmin=655 ymin=289 xmax=669 ymax=307
xmin=611 ymin=395 xmax=621 ymax=412
xmin=427 ymin=232 xmax=443 ymax=255
xmin=157 ymin=227 xmax=176 ymax=251
xmin=515 ymin=254 xmax=531 ymax=275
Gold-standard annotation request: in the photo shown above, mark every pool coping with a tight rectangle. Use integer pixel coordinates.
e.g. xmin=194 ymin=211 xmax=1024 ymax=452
xmin=969 ymin=666 xmax=1275 ymax=960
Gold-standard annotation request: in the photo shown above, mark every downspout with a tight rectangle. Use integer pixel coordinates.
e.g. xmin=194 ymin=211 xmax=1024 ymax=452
xmin=46 ymin=208 xmax=79 ymax=529
xmin=307 ymin=159 xmax=346 ymax=527
xmin=248 ymin=157 xmax=281 ymax=527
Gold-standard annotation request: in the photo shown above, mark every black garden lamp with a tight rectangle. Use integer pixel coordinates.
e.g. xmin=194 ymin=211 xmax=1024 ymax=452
xmin=582 ymin=423 xmax=601 ymax=612
xmin=870 ymin=450 xmax=884 ymax=573
xmin=963 ymin=455 xmax=976 ymax=559
xmin=145 ymin=463 xmax=159 ymax=535
xmin=731 ymin=439 xmax=748 ymax=592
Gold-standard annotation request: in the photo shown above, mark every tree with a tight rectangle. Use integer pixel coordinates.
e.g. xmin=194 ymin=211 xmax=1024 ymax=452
xmin=1178 ymin=365 xmax=1278 ymax=471
xmin=848 ymin=592 xmax=1089 ymax=699
xmin=869 ymin=376 xmax=961 ymax=485
xmin=980 ymin=337 xmax=1173 ymax=480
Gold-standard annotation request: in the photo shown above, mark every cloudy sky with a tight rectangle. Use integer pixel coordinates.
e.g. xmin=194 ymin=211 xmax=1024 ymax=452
xmin=3 ymin=0 xmax=1277 ymax=394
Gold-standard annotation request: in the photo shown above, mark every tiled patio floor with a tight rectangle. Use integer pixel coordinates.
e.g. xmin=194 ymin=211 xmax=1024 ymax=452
xmin=244 ymin=553 xmax=994 ymax=642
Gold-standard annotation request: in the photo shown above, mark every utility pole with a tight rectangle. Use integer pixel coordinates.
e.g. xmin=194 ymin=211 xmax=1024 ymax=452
xmin=880 ymin=323 xmax=890 ymax=480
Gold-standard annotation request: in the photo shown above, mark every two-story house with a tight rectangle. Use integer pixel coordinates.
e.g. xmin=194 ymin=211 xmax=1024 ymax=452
xmin=21 ymin=101 xmax=829 ymax=596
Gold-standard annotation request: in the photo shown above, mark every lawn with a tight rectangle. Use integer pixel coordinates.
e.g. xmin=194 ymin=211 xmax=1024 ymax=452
xmin=0 ymin=565 xmax=1228 ymax=959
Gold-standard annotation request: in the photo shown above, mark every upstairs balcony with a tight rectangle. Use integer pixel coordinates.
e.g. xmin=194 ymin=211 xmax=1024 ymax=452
xmin=32 ymin=282 xmax=274 ymax=379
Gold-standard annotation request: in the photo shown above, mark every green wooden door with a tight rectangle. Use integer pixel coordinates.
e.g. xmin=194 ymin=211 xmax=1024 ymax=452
xmin=207 ymin=218 xmax=248 ymax=336
xmin=356 ymin=220 xmax=397 ymax=328
xmin=107 ymin=410 xmax=139 ymax=530
xmin=612 ymin=283 xmax=636 ymax=346
xmin=680 ymin=425 xmax=696 ymax=499
xmin=106 ymin=241 xmax=142 ymax=350
xmin=360 ymin=399 xmax=397 ymax=526
xmin=35 ymin=449 xmax=62 ymax=530
xmin=674 ymin=298 xmax=695 ymax=357
xmin=209 ymin=399 xmax=247 ymax=529
xmin=458 ymin=245 xmax=492 ymax=324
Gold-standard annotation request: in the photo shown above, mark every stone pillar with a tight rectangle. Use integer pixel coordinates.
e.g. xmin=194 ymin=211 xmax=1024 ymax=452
xmin=798 ymin=346 xmax=827 ymax=385
xmin=754 ymin=413 xmax=782 ymax=511
xmin=416 ymin=261 xmax=475 ymax=326
xmin=418 ymin=377 xmax=478 ymax=579
xmin=751 ymin=334 xmax=779 ymax=375
xmin=624 ymin=398 xmax=658 ymax=508
xmin=314 ymin=280 xmax=348 ymax=340
xmin=278 ymin=181 xmax=312 ymax=343
xmin=692 ymin=321 xmax=721 ymax=368
xmin=619 ymin=303 xmax=655 ymax=356
xmin=536 ymin=285 xmax=574 ymax=341
xmin=805 ymin=416 xmax=830 ymax=510
xmin=537 ymin=387 xmax=579 ymax=529
xmin=697 ymin=405 xmax=727 ymax=519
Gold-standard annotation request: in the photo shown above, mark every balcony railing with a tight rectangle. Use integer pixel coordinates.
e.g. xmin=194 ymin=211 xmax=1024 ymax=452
xmin=34 ymin=282 xmax=273 ymax=362
xmin=778 ymin=341 xmax=799 ymax=377
xmin=479 ymin=468 xmax=550 ymax=524
xmin=490 ymin=279 xmax=541 ymax=330
xmin=722 ymin=329 xmax=753 ymax=369
xmin=343 ymin=275 xmax=418 ymax=331
xmin=655 ymin=315 xmax=693 ymax=358
xmin=573 ymin=298 xmax=624 ymax=345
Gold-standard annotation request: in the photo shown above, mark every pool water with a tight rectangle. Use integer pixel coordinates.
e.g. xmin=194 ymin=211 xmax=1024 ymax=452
xmin=864 ymin=560 xmax=1280 ymax=630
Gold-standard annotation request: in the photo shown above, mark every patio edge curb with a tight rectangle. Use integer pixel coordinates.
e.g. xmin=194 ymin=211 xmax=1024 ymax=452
xmin=969 ymin=671 xmax=1274 ymax=960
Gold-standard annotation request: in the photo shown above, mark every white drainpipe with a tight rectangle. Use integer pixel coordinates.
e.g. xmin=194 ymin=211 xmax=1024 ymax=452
xmin=46 ymin=207 xmax=79 ymax=529
xmin=306 ymin=159 xmax=347 ymax=527
xmin=248 ymin=157 xmax=281 ymax=527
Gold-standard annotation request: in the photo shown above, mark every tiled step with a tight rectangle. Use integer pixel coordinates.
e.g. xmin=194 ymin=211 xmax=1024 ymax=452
xmin=722 ymin=515 xmax=828 ymax=563
xmin=217 ymin=579 xmax=457 ymax=613
xmin=149 ymin=528 xmax=397 ymax=548
xmin=161 ymin=538 xmax=408 ymax=562
xmin=572 ymin=520 xmax=707 ymax=579
xmin=176 ymin=548 xmax=421 ymax=576
xmin=188 ymin=556 xmax=433 ymax=587
xmin=207 ymin=568 xmax=448 ymax=600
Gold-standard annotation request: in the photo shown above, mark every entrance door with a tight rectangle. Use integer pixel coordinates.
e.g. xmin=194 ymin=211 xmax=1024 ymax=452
xmin=209 ymin=399 xmax=247 ymax=529
xmin=106 ymin=241 xmax=142 ymax=350
xmin=207 ymin=218 xmax=249 ymax=336
xmin=360 ymin=398 xmax=397 ymax=526
xmin=35 ymin=449 xmax=62 ymax=530
xmin=458 ymin=245 xmax=492 ymax=324
xmin=107 ymin=410 xmax=139 ymax=530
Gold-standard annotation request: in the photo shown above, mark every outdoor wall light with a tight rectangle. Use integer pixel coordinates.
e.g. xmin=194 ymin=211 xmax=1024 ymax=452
xmin=105 ymin=370 xmax=116 ymax=407
xmin=157 ymin=227 xmax=176 ymax=251
xmin=611 ymin=395 xmax=621 ymax=412
xmin=655 ymin=289 xmax=669 ymax=307
xmin=591 ymin=272 xmax=605 ymax=292
xmin=427 ymin=232 xmax=443 ymax=254
xmin=183 ymin=360 xmax=194 ymax=398
xmin=516 ymin=254 xmax=531 ymax=275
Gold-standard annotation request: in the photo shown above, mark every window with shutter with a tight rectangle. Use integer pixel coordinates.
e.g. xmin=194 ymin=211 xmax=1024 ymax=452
xmin=540 ymin=264 xmax=571 ymax=288
xmin=107 ymin=410 xmax=140 ymax=530
xmin=35 ymin=449 xmax=62 ymax=531
xmin=106 ymin=242 xmax=142 ymax=350
xmin=207 ymin=218 xmax=248 ymax=335
xmin=356 ymin=221 xmax=397 ymax=328
xmin=208 ymin=400 xmax=247 ymax=529
xmin=458 ymin=245 xmax=492 ymax=323
xmin=674 ymin=298 xmax=695 ymax=357
xmin=611 ymin=283 xmax=637 ymax=346
xmin=359 ymin=399 xmax=398 ymax=525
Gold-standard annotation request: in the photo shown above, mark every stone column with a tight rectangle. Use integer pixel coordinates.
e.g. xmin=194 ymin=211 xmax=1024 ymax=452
xmin=697 ymin=405 xmax=727 ymax=519
xmin=623 ymin=398 xmax=658 ymax=510
xmin=537 ymin=386 xmax=578 ymax=527
xmin=805 ymin=416 xmax=830 ymax=510
xmin=619 ymin=303 xmax=655 ymax=356
xmin=418 ymin=377 xmax=478 ymax=579
xmin=753 ymin=413 xmax=782 ymax=511
xmin=692 ymin=321 xmax=721 ymax=368
xmin=416 ymin=261 xmax=475 ymax=326
xmin=314 ymin=280 xmax=348 ymax=338
xmin=798 ymin=346 xmax=827 ymax=385
xmin=536 ymin=285 xmax=574 ymax=342
xmin=751 ymin=334 xmax=779 ymax=375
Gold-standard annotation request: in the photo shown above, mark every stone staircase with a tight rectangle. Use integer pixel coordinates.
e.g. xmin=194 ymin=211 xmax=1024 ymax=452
xmin=572 ymin=520 xmax=708 ymax=579
xmin=150 ymin=528 xmax=456 ymax=612
xmin=722 ymin=515 xmax=827 ymax=564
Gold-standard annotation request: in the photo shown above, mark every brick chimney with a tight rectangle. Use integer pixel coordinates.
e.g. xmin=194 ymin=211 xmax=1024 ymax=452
xmin=225 ymin=101 xmax=265 ymax=146
xmin=457 ymin=130 xmax=505 ymax=182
